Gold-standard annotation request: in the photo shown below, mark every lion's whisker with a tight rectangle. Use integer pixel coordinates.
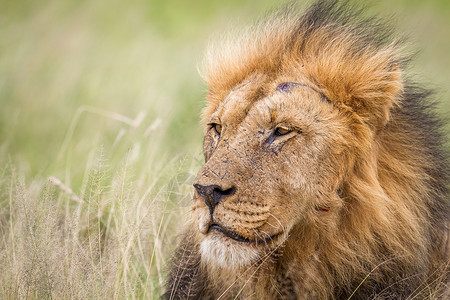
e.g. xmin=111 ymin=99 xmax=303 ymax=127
xmin=260 ymin=230 xmax=272 ymax=243
xmin=266 ymin=221 xmax=281 ymax=230
xmin=245 ymin=214 xmax=267 ymax=245
xmin=268 ymin=213 xmax=285 ymax=232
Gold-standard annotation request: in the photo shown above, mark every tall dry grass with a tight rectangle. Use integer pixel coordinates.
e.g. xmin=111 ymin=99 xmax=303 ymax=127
xmin=0 ymin=144 xmax=201 ymax=298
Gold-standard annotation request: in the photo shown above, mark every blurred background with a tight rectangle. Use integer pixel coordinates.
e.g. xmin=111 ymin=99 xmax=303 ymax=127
xmin=0 ymin=0 xmax=449 ymax=298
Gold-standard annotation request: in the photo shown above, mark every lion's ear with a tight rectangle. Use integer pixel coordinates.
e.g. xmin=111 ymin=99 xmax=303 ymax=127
xmin=342 ymin=61 xmax=403 ymax=130
xmin=305 ymin=44 xmax=404 ymax=131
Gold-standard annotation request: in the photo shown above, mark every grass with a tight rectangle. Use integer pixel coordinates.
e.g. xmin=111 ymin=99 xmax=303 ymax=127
xmin=0 ymin=0 xmax=449 ymax=298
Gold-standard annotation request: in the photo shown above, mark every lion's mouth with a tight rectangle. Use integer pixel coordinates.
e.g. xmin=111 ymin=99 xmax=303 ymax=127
xmin=208 ymin=224 xmax=283 ymax=245
xmin=208 ymin=224 xmax=251 ymax=243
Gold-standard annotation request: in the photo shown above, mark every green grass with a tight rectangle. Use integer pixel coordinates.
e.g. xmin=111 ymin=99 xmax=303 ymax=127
xmin=0 ymin=0 xmax=449 ymax=298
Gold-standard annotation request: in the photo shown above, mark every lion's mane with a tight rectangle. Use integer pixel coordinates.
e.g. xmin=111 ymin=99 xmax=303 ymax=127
xmin=164 ymin=1 xmax=449 ymax=299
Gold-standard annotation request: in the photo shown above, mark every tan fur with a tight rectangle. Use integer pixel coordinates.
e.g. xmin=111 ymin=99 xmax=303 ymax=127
xmin=165 ymin=1 xmax=449 ymax=299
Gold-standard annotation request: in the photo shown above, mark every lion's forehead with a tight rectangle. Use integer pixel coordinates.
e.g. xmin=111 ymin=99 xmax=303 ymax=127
xmin=216 ymin=83 xmax=329 ymax=135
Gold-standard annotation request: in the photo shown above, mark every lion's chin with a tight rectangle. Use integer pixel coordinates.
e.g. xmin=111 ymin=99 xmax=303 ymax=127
xmin=199 ymin=234 xmax=261 ymax=269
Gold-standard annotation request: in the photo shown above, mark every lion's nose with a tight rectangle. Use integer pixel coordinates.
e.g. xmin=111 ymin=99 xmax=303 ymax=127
xmin=193 ymin=184 xmax=236 ymax=214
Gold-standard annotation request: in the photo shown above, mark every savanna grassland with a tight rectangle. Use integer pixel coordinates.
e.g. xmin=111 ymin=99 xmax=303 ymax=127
xmin=0 ymin=0 xmax=449 ymax=298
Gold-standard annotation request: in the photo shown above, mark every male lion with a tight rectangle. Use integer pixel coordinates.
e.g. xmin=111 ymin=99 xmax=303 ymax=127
xmin=164 ymin=1 xmax=450 ymax=299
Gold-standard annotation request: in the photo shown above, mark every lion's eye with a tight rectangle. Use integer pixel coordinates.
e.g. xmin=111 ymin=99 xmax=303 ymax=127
xmin=212 ymin=123 xmax=222 ymax=135
xmin=274 ymin=126 xmax=292 ymax=136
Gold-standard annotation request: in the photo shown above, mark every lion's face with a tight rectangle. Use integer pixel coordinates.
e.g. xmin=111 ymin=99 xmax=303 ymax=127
xmin=192 ymin=75 xmax=355 ymax=268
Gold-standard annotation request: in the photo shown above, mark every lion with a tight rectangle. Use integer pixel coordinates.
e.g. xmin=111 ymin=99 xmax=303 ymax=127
xmin=164 ymin=1 xmax=450 ymax=299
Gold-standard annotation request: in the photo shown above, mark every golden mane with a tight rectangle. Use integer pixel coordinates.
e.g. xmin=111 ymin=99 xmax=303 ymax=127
xmin=165 ymin=1 xmax=449 ymax=298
